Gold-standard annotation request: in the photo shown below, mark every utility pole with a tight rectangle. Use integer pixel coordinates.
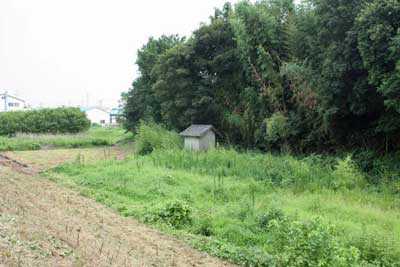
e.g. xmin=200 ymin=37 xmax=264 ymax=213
xmin=4 ymin=90 xmax=8 ymax=112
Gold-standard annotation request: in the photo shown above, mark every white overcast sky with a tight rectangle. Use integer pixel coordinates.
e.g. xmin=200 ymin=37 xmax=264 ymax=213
xmin=0 ymin=0 xmax=240 ymax=108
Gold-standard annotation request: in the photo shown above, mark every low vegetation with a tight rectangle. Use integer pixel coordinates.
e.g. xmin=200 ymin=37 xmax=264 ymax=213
xmin=0 ymin=107 xmax=90 ymax=136
xmin=47 ymin=123 xmax=400 ymax=267
xmin=0 ymin=126 xmax=131 ymax=152
xmin=134 ymin=121 xmax=182 ymax=154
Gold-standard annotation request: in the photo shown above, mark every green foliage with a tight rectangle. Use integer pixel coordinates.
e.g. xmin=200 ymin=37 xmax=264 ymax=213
xmin=151 ymin=43 xmax=196 ymax=129
xmin=267 ymin=217 xmax=361 ymax=267
xmin=121 ymin=0 xmax=400 ymax=154
xmin=148 ymin=147 xmax=367 ymax=191
xmin=258 ymin=208 xmax=287 ymax=229
xmin=265 ymin=112 xmax=291 ymax=147
xmin=147 ymin=200 xmax=192 ymax=228
xmin=121 ymin=35 xmax=185 ymax=131
xmin=193 ymin=216 xmax=214 ymax=236
xmin=353 ymin=150 xmax=400 ymax=192
xmin=356 ymin=0 xmax=400 ymax=146
xmin=134 ymin=121 xmax=182 ymax=154
xmin=332 ymin=155 xmax=366 ymax=190
xmin=0 ymin=108 xmax=90 ymax=136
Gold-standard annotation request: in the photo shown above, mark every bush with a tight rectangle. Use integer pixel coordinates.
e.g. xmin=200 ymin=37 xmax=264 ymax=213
xmin=258 ymin=208 xmax=287 ymax=229
xmin=0 ymin=108 xmax=90 ymax=136
xmin=135 ymin=121 xmax=182 ymax=154
xmin=265 ymin=112 xmax=291 ymax=148
xmin=267 ymin=217 xmax=361 ymax=267
xmin=193 ymin=216 xmax=214 ymax=236
xmin=350 ymin=232 xmax=400 ymax=267
xmin=147 ymin=200 xmax=192 ymax=228
xmin=332 ymin=155 xmax=366 ymax=190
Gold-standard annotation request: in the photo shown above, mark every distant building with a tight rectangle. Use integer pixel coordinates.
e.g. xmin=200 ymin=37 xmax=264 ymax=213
xmin=180 ymin=125 xmax=216 ymax=151
xmin=80 ymin=106 xmax=121 ymax=126
xmin=0 ymin=92 xmax=27 ymax=112
xmin=109 ymin=108 xmax=121 ymax=125
xmin=80 ymin=106 xmax=110 ymax=126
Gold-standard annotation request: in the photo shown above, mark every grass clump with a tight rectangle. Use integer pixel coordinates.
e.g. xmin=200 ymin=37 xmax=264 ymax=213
xmin=145 ymin=200 xmax=192 ymax=228
xmin=134 ymin=121 xmax=182 ymax=154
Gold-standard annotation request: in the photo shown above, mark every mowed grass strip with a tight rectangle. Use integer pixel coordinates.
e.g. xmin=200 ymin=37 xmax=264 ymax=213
xmin=48 ymin=148 xmax=400 ymax=267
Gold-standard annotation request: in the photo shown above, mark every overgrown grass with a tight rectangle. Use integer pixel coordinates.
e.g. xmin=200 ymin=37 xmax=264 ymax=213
xmin=48 ymin=147 xmax=400 ymax=267
xmin=0 ymin=126 xmax=131 ymax=152
xmin=134 ymin=121 xmax=182 ymax=154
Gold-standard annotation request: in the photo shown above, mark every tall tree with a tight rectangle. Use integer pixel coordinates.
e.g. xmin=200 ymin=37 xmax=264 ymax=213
xmin=152 ymin=43 xmax=196 ymax=130
xmin=356 ymin=0 xmax=400 ymax=150
xmin=191 ymin=3 xmax=246 ymax=143
xmin=121 ymin=35 xmax=184 ymax=131
xmin=306 ymin=0 xmax=384 ymax=148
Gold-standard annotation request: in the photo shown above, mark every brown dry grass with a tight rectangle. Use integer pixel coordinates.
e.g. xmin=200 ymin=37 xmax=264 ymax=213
xmin=4 ymin=146 xmax=132 ymax=171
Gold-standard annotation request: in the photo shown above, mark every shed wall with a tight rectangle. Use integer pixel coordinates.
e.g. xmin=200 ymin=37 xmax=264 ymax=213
xmin=184 ymin=137 xmax=200 ymax=151
xmin=199 ymin=131 xmax=215 ymax=151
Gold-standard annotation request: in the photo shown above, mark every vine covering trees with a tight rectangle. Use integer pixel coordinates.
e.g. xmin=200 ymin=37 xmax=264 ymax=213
xmin=121 ymin=0 xmax=400 ymax=153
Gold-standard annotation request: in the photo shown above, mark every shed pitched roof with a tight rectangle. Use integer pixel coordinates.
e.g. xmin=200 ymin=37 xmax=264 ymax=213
xmin=179 ymin=125 xmax=214 ymax=137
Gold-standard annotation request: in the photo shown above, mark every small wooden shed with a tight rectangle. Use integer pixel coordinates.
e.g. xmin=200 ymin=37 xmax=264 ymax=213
xmin=179 ymin=125 xmax=216 ymax=151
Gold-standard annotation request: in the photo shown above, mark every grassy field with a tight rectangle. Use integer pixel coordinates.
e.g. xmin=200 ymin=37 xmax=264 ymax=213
xmin=47 ymin=147 xmax=400 ymax=267
xmin=0 ymin=126 xmax=132 ymax=152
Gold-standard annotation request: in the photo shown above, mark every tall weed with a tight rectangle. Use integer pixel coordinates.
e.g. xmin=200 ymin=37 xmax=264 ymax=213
xmin=150 ymin=148 xmax=365 ymax=191
xmin=135 ymin=121 xmax=182 ymax=154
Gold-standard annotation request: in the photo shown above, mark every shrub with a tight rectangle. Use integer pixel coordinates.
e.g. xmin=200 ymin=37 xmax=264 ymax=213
xmin=0 ymin=108 xmax=90 ymax=136
xmin=193 ymin=216 xmax=214 ymax=236
xmin=265 ymin=112 xmax=291 ymax=148
xmin=267 ymin=217 xmax=361 ymax=267
xmin=135 ymin=121 xmax=182 ymax=154
xmin=258 ymin=208 xmax=287 ymax=229
xmin=147 ymin=200 xmax=192 ymax=228
xmin=350 ymin=232 xmax=400 ymax=267
xmin=332 ymin=155 xmax=366 ymax=190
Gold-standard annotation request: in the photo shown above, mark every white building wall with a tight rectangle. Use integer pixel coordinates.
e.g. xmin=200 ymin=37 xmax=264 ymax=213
xmin=0 ymin=95 xmax=25 ymax=112
xmin=85 ymin=108 xmax=110 ymax=126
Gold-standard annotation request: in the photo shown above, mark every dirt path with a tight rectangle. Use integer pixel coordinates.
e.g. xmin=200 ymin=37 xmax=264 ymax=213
xmin=0 ymin=151 xmax=234 ymax=267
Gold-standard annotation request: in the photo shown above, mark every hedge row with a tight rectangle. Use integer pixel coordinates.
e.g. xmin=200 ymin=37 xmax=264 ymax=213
xmin=0 ymin=108 xmax=91 ymax=136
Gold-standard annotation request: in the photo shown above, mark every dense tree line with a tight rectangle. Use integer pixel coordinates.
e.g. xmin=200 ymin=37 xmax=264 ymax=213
xmin=122 ymin=0 xmax=400 ymax=153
